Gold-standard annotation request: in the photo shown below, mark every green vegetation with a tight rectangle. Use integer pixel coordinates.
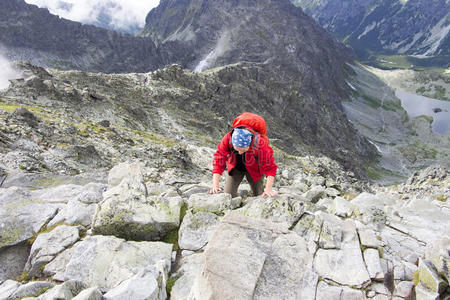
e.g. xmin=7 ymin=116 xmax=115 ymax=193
xmin=363 ymin=55 xmax=450 ymax=73
xmin=413 ymin=270 xmax=420 ymax=286
xmin=166 ymin=275 xmax=181 ymax=296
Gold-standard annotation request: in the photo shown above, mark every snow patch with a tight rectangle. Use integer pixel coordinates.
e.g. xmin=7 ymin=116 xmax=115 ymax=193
xmin=421 ymin=13 xmax=450 ymax=56
xmin=357 ymin=22 xmax=377 ymax=40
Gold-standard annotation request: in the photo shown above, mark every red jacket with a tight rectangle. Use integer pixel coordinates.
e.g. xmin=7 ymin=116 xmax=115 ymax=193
xmin=212 ymin=130 xmax=277 ymax=182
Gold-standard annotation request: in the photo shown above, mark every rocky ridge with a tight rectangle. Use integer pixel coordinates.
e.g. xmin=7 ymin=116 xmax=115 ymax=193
xmin=0 ymin=61 xmax=376 ymax=180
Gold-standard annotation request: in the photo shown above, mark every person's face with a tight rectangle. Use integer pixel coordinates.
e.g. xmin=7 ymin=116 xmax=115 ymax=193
xmin=233 ymin=145 xmax=249 ymax=154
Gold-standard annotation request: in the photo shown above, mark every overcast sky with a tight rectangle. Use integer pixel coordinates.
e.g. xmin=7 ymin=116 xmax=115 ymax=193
xmin=24 ymin=0 xmax=160 ymax=33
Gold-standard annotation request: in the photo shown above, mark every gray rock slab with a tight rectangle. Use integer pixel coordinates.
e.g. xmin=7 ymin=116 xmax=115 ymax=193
xmin=0 ymin=243 xmax=30 ymax=282
xmin=103 ymin=266 xmax=166 ymax=300
xmin=253 ymin=233 xmax=317 ymax=300
xmin=25 ymin=225 xmax=80 ymax=278
xmin=178 ymin=210 xmax=219 ymax=251
xmin=363 ymin=249 xmax=384 ymax=281
xmin=332 ymin=196 xmax=353 ymax=217
xmin=315 ymin=281 xmax=342 ymax=300
xmin=38 ymin=280 xmax=86 ymax=300
xmin=292 ymin=213 xmax=322 ymax=254
xmin=186 ymin=193 xmax=240 ymax=214
xmin=418 ymin=259 xmax=448 ymax=294
xmin=325 ymin=187 xmax=340 ymax=197
xmin=318 ymin=213 xmax=343 ymax=249
xmin=394 ymin=197 xmax=450 ymax=244
xmin=63 ymin=235 xmax=172 ymax=290
xmin=236 ymin=194 xmax=307 ymax=228
xmin=358 ymin=228 xmax=381 ymax=248
xmin=314 ymin=220 xmax=371 ymax=287
xmin=181 ymin=185 xmax=210 ymax=198
xmin=43 ymin=247 xmax=75 ymax=281
xmin=107 ymin=161 xmax=141 ymax=187
xmin=190 ymin=212 xmax=289 ymax=299
xmin=341 ymin=286 xmax=367 ymax=300
xmin=47 ymin=199 xmax=97 ymax=228
xmin=393 ymin=281 xmax=415 ymax=298
xmin=32 ymin=184 xmax=88 ymax=204
xmin=414 ymin=283 xmax=440 ymax=300
xmin=425 ymin=237 xmax=450 ymax=281
xmin=171 ymin=253 xmax=204 ymax=300
xmin=72 ymin=287 xmax=103 ymax=300
xmin=190 ymin=212 xmax=318 ymax=299
xmin=9 ymin=281 xmax=55 ymax=299
xmin=93 ymin=167 xmax=181 ymax=240
xmin=303 ymin=185 xmax=325 ymax=203
xmin=0 ymin=280 xmax=20 ymax=300
xmin=0 ymin=186 xmax=61 ymax=249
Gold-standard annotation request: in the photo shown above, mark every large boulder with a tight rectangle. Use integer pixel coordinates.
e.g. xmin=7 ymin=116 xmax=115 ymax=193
xmin=62 ymin=235 xmax=172 ymax=291
xmin=236 ymin=194 xmax=308 ymax=228
xmin=92 ymin=162 xmax=181 ymax=241
xmin=24 ymin=225 xmax=80 ymax=278
xmin=170 ymin=253 xmax=204 ymax=300
xmin=47 ymin=183 xmax=106 ymax=228
xmin=186 ymin=193 xmax=241 ymax=214
xmin=0 ymin=244 xmax=30 ymax=282
xmin=424 ymin=237 xmax=450 ymax=282
xmin=312 ymin=214 xmax=371 ymax=288
xmin=103 ymin=266 xmax=167 ymax=300
xmin=0 ymin=186 xmax=62 ymax=250
xmin=178 ymin=210 xmax=220 ymax=251
xmin=189 ymin=212 xmax=317 ymax=299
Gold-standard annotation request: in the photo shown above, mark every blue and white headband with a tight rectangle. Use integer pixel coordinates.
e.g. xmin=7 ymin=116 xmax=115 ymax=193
xmin=232 ymin=128 xmax=253 ymax=147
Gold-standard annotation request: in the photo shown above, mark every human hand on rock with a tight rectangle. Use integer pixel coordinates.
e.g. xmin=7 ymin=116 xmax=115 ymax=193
xmin=262 ymin=190 xmax=278 ymax=198
xmin=208 ymin=187 xmax=222 ymax=194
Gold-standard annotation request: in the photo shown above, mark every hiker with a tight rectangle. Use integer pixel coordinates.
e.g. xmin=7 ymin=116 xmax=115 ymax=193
xmin=208 ymin=112 xmax=278 ymax=198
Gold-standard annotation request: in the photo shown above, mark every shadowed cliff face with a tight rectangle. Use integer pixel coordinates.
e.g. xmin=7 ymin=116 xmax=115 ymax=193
xmin=0 ymin=0 xmax=164 ymax=73
xmin=144 ymin=0 xmax=352 ymax=92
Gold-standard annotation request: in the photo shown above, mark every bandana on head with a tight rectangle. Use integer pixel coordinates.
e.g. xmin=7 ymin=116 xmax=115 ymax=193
xmin=232 ymin=128 xmax=253 ymax=148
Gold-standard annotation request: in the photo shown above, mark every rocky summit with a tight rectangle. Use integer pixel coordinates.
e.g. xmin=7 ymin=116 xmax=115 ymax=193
xmin=0 ymin=62 xmax=448 ymax=300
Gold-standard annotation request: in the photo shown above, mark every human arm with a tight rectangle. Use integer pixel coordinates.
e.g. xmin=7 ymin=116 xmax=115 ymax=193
xmin=262 ymin=175 xmax=278 ymax=197
xmin=209 ymin=133 xmax=232 ymax=194
xmin=208 ymin=173 xmax=222 ymax=194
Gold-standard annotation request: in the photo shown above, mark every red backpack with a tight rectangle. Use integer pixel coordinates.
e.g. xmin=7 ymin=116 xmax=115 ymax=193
xmin=230 ymin=112 xmax=269 ymax=149
xmin=232 ymin=112 xmax=267 ymax=135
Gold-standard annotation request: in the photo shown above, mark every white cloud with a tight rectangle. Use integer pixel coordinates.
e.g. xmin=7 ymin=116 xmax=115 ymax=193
xmin=0 ymin=53 xmax=21 ymax=90
xmin=24 ymin=0 xmax=160 ymax=33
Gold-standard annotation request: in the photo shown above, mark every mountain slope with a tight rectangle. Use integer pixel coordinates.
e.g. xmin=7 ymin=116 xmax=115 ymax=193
xmin=292 ymin=0 xmax=450 ymax=58
xmin=0 ymin=0 xmax=164 ymax=73
xmin=142 ymin=0 xmax=377 ymax=176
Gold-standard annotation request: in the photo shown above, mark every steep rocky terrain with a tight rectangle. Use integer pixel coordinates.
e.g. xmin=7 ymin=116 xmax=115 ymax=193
xmin=344 ymin=64 xmax=450 ymax=183
xmin=0 ymin=0 xmax=164 ymax=73
xmin=292 ymin=0 xmax=450 ymax=58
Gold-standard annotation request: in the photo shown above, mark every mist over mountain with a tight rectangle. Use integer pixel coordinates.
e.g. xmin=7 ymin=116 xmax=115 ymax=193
xmin=0 ymin=0 xmax=164 ymax=73
xmin=291 ymin=0 xmax=450 ymax=58
xmin=24 ymin=0 xmax=160 ymax=35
